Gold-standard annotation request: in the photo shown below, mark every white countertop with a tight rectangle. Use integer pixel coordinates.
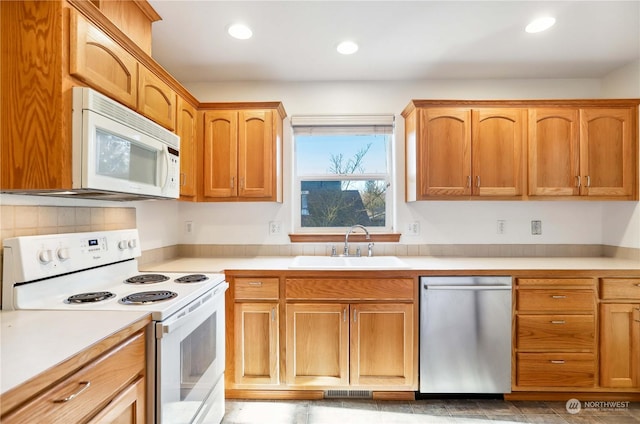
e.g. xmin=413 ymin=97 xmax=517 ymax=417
xmin=0 ymin=310 xmax=150 ymax=395
xmin=141 ymin=256 xmax=640 ymax=273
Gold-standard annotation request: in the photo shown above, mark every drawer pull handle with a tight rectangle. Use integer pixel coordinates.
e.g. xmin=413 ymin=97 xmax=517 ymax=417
xmin=248 ymin=282 xmax=263 ymax=286
xmin=635 ymin=283 xmax=640 ymax=287
xmin=551 ymin=320 xmax=566 ymax=324
xmin=271 ymin=308 xmax=276 ymax=321
xmin=550 ymin=360 xmax=565 ymax=364
xmin=551 ymin=295 xmax=567 ymax=299
xmin=635 ymin=319 xmax=640 ymax=323
xmin=53 ymin=381 xmax=91 ymax=403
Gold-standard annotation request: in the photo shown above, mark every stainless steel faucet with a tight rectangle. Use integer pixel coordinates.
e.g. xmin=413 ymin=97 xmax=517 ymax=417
xmin=343 ymin=224 xmax=371 ymax=256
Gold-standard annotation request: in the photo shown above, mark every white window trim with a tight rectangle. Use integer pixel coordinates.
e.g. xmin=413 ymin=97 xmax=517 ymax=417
xmin=291 ymin=114 xmax=395 ymax=234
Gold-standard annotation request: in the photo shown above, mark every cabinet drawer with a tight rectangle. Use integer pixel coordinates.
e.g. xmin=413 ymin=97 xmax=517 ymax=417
xmin=235 ymin=278 xmax=279 ymax=300
xmin=517 ymin=289 xmax=595 ymax=313
xmin=3 ymin=331 xmax=145 ymax=423
xmin=516 ymin=315 xmax=595 ymax=350
xmin=600 ymin=279 xmax=640 ymax=300
xmin=286 ymin=279 xmax=414 ymax=301
xmin=516 ymin=353 xmax=595 ymax=387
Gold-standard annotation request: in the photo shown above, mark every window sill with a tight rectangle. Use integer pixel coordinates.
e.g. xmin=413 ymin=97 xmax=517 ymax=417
xmin=288 ymin=233 xmax=401 ymax=243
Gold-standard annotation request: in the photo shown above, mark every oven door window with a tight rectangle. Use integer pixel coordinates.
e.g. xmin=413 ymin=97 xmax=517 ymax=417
xmin=180 ymin=313 xmax=216 ymax=400
xmin=95 ymin=128 xmax=157 ymax=185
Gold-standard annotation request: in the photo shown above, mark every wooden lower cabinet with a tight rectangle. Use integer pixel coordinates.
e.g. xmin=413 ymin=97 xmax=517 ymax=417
xmin=2 ymin=331 xmax=146 ymax=424
xmin=235 ymin=302 xmax=279 ymax=386
xmin=286 ymin=303 xmax=414 ymax=389
xmin=599 ymin=278 xmax=640 ymax=389
xmin=513 ymin=278 xmax=597 ymax=391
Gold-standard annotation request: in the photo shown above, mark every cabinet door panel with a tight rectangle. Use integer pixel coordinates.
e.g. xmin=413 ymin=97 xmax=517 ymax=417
xmin=203 ymin=111 xmax=238 ymax=198
xmin=177 ymin=97 xmax=197 ymax=198
xmin=69 ymin=9 xmax=138 ymax=109
xmin=528 ymin=108 xmax=580 ymax=196
xmin=600 ymin=303 xmax=640 ymax=388
xmin=137 ymin=67 xmax=176 ymax=130
xmin=351 ymin=304 xmax=414 ymax=387
xmin=472 ymin=108 xmax=525 ymax=196
xmin=286 ymin=304 xmax=348 ymax=386
xmin=235 ymin=303 xmax=279 ymax=385
xmin=238 ymin=110 xmax=274 ymax=198
xmin=580 ymin=108 xmax=635 ymax=197
xmin=418 ymin=108 xmax=471 ymax=197
xmin=86 ymin=376 xmax=145 ymax=424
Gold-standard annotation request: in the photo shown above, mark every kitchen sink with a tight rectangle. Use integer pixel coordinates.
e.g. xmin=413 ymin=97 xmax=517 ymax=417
xmin=288 ymin=255 xmax=410 ymax=270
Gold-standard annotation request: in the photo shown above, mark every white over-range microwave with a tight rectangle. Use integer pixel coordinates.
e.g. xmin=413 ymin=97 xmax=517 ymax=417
xmin=71 ymin=86 xmax=180 ymax=200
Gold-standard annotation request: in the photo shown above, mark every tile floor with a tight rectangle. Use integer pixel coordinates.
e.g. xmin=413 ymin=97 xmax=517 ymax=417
xmin=222 ymin=398 xmax=640 ymax=424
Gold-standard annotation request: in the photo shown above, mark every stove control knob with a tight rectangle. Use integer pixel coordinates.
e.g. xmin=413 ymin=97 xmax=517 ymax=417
xmin=38 ymin=249 xmax=54 ymax=264
xmin=57 ymin=248 xmax=70 ymax=261
xmin=118 ymin=240 xmax=128 ymax=250
xmin=128 ymin=239 xmax=137 ymax=249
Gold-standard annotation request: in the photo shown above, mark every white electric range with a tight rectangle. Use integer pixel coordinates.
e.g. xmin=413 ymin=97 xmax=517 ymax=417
xmin=2 ymin=229 xmax=228 ymax=424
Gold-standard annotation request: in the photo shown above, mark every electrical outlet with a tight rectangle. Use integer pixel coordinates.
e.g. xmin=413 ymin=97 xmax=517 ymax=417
xmin=406 ymin=221 xmax=420 ymax=236
xmin=269 ymin=221 xmax=282 ymax=235
xmin=497 ymin=220 xmax=506 ymax=234
xmin=185 ymin=221 xmax=193 ymax=234
xmin=531 ymin=220 xmax=542 ymax=235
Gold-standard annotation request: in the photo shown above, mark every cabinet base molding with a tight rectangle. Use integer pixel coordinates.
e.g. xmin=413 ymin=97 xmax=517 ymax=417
xmin=224 ymin=390 xmax=416 ymax=401
xmin=505 ymin=392 xmax=640 ymax=401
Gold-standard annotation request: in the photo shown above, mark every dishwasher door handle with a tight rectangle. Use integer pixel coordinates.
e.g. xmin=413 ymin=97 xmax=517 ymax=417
xmin=423 ymin=285 xmax=511 ymax=290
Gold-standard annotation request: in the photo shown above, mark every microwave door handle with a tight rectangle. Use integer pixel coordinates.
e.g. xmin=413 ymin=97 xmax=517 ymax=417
xmin=159 ymin=147 xmax=169 ymax=188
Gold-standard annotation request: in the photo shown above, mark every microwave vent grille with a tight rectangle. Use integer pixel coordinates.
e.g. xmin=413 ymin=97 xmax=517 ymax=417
xmin=84 ymin=89 xmax=179 ymax=149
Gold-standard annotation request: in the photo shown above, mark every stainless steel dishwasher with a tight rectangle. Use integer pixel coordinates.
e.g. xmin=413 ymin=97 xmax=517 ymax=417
xmin=420 ymin=276 xmax=512 ymax=394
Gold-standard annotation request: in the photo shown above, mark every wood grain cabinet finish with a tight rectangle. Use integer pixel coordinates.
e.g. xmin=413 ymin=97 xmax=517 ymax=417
xmin=176 ymin=97 xmax=198 ymax=199
xmin=403 ymin=100 xmax=639 ymax=202
xmin=285 ymin=278 xmax=416 ymax=390
xmin=403 ymin=105 xmax=525 ymax=199
xmin=599 ymin=278 xmax=640 ymax=389
xmin=529 ymin=107 xmax=637 ymax=199
xmin=69 ymin=8 xmax=139 ymax=109
xmin=2 ymin=331 xmax=146 ymax=424
xmin=202 ymin=105 xmax=285 ymax=202
xmin=514 ymin=278 xmax=597 ymax=390
xmin=228 ymin=277 xmax=280 ymax=389
xmin=137 ymin=65 xmax=176 ymax=131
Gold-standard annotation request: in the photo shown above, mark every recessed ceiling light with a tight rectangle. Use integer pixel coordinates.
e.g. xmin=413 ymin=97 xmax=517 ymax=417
xmin=525 ymin=16 xmax=556 ymax=33
xmin=337 ymin=41 xmax=358 ymax=55
xmin=228 ymin=23 xmax=253 ymax=40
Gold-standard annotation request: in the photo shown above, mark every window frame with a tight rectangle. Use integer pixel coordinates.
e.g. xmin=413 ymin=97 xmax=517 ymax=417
xmin=291 ymin=115 xmax=395 ymax=234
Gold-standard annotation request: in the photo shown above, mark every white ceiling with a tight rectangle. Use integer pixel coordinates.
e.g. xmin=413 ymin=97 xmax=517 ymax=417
xmin=148 ymin=1 xmax=640 ymax=83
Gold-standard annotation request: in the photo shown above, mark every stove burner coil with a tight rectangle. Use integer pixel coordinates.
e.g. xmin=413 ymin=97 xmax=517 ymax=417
xmin=120 ymin=290 xmax=178 ymax=305
xmin=175 ymin=274 xmax=209 ymax=283
xmin=125 ymin=274 xmax=170 ymax=284
xmin=66 ymin=291 xmax=116 ymax=303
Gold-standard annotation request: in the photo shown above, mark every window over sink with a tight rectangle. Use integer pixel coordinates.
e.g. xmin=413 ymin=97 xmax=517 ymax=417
xmin=292 ymin=115 xmax=394 ymax=233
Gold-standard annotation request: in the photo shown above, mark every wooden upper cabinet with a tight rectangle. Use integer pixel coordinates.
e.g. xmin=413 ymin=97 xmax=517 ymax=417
xmin=137 ymin=66 xmax=176 ymax=131
xmin=69 ymin=8 xmax=138 ymax=109
xmin=238 ymin=110 xmax=275 ymax=199
xmin=203 ymin=110 xmax=239 ymax=198
xmin=472 ymin=108 xmax=525 ymax=196
xmin=405 ymin=104 xmax=524 ymax=199
xmin=404 ymin=100 xmax=638 ymax=201
xmin=416 ymin=108 xmax=472 ymax=197
xmin=580 ymin=108 xmax=635 ymax=198
xmin=528 ymin=108 xmax=580 ymax=196
xmin=201 ymin=104 xmax=286 ymax=202
xmin=176 ymin=97 xmax=198 ymax=199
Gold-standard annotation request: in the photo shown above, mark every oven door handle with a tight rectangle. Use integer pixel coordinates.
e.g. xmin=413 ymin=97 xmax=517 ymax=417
xmin=157 ymin=282 xmax=228 ymax=337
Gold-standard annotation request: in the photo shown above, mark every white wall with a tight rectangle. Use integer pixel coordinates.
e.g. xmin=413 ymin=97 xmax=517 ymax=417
xmin=601 ymin=59 xmax=640 ymax=248
xmin=162 ymin=77 xmax=633 ymax=246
